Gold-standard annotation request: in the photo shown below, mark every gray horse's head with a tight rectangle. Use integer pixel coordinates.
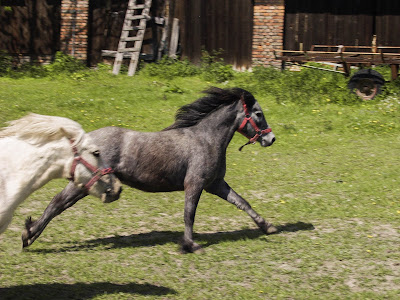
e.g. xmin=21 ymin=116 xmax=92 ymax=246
xmin=234 ymin=88 xmax=275 ymax=149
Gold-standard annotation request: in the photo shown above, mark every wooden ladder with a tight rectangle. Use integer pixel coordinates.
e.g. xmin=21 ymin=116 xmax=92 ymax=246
xmin=109 ymin=0 xmax=152 ymax=76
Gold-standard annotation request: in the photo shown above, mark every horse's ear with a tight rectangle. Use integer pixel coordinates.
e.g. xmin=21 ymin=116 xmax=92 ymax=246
xmin=60 ymin=127 xmax=84 ymax=146
xmin=59 ymin=127 xmax=74 ymax=140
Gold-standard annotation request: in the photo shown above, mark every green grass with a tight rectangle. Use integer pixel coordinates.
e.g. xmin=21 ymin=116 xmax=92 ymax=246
xmin=0 ymin=70 xmax=399 ymax=299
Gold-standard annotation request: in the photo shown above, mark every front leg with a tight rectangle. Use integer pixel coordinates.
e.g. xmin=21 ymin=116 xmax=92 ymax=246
xmin=22 ymin=182 xmax=87 ymax=248
xmin=181 ymin=178 xmax=204 ymax=254
xmin=205 ymin=180 xmax=278 ymax=234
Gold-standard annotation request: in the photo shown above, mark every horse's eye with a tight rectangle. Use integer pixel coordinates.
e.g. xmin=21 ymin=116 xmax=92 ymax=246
xmin=255 ymin=111 xmax=263 ymax=118
xmin=92 ymin=150 xmax=100 ymax=157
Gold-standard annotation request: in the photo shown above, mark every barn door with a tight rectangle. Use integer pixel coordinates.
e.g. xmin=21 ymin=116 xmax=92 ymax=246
xmin=89 ymin=0 xmax=127 ymax=66
xmin=375 ymin=1 xmax=400 ymax=47
xmin=0 ymin=0 xmax=61 ymax=60
xmin=172 ymin=0 xmax=253 ymax=69
xmin=284 ymin=0 xmax=375 ymax=50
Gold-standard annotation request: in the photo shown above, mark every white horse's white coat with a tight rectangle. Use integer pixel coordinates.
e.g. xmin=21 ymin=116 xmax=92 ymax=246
xmin=0 ymin=113 xmax=115 ymax=234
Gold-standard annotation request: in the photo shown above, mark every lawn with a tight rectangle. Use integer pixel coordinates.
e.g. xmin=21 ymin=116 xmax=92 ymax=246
xmin=0 ymin=70 xmax=399 ymax=299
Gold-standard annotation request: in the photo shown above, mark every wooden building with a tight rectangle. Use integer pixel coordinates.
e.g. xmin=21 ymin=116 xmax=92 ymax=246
xmin=1 ymin=0 xmax=399 ymax=69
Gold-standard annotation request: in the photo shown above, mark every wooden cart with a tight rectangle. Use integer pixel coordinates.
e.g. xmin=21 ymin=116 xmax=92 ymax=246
xmin=274 ymin=45 xmax=400 ymax=100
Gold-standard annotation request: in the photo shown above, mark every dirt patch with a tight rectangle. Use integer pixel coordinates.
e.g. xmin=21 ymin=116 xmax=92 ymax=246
xmin=311 ymin=219 xmax=400 ymax=293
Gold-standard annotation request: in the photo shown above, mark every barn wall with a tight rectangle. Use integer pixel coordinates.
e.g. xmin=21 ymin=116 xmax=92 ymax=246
xmin=284 ymin=0 xmax=400 ymax=51
xmin=89 ymin=0 xmax=127 ymax=66
xmin=0 ymin=0 xmax=283 ymax=68
xmin=376 ymin=1 xmax=400 ymax=47
xmin=89 ymin=0 xmax=285 ymax=68
xmin=60 ymin=0 xmax=89 ymax=61
xmin=89 ymin=0 xmax=166 ymax=66
xmin=171 ymin=0 xmax=254 ymax=69
xmin=0 ymin=0 xmax=61 ymax=63
xmin=253 ymin=0 xmax=285 ymax=67
xmin=3 ymin=0 xmax=400 ymax=68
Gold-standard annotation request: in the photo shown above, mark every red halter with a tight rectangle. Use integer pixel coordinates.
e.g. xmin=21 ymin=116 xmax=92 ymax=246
xmin=237 ymin=97 xmax=272 ymax=145
xmin=69 ymin=140 xmax=114 ymax=191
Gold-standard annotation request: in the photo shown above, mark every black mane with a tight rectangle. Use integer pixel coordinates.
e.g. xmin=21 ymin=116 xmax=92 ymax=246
xmin=163 ymin=87 xmax=256 ymax=130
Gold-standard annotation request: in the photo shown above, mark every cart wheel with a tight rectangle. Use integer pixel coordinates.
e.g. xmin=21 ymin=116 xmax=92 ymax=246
xmin=347 ymin=69 xmax=385 ymax=100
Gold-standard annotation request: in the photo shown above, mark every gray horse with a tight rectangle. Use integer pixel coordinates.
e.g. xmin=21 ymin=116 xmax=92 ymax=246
xmin=22 ymin=87 xmax=277 ymax=253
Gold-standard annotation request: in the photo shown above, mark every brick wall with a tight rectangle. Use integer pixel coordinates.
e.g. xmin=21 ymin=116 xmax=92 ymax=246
xmin=60 ymin=0 xmax=88 ymax=61
xmin=252 ymin=0 xmax=285 ymax=68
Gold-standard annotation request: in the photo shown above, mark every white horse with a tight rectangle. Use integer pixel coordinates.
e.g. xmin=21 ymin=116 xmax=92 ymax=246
xmin=0 ymin=113 xmax=121 ymax=235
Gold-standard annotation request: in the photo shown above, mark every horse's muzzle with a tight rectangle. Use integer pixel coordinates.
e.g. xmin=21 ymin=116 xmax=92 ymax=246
xmin=260 ymin=135 xmax=276 ymax=147
xmin=102 ymin=182 xmax=122 ymax=203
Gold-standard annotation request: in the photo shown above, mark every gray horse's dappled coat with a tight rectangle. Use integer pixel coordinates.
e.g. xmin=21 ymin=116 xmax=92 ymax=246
xmin=22 ymin=87 xmax=276 ymax=253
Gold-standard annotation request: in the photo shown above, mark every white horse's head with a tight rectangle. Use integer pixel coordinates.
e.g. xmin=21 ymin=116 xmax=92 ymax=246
xmin=1 ymin=114 xmax=122 ymax=202
xmin=66 ymin=131 xmax=122 ymax=203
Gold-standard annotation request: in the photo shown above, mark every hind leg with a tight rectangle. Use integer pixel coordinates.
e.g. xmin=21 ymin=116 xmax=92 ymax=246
xmin=205 ymin=180 xmax=277 ymax=234
xmin=0 ymin=177 xmax=13 ymax=235
xmin=0 ymin=190 xmax=14 ymax=235
xmin=22 ymin=182 xmax=87 ymax=247
xmin=0 ymin=213 xmax=13 ymax=235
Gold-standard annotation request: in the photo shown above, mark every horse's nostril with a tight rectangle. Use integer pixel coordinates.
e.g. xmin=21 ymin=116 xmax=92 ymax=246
xmin=106 ymin=188 xmax=112 ymax=194
xmin=271 ymin=137 xmax=276 ymax=144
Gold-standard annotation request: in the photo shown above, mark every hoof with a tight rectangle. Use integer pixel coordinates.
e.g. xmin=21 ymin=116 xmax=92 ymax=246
xmin=21 ymin=216 xmax=34 ymax=248
xmin=258 ymin=221 xmax=279 ymax=235
xmin=266 ymin=224 xmax=278 ymax=234
xmin=193 ymin=246 xmax=205 ymax=255
xmin=180 ymin=241 xmax=204 ymax=254
xmin=21 ymin=229 xmax=31 ymax=248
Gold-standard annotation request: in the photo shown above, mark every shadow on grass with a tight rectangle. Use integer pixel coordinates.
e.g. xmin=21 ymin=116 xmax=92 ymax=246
xmin=0 ymin=282 xmax=176 ymax=300
xmin=276 ymin=221 xmax=315 ymax=233
xmin=27 ymin=222 xmax=314 ymax=253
